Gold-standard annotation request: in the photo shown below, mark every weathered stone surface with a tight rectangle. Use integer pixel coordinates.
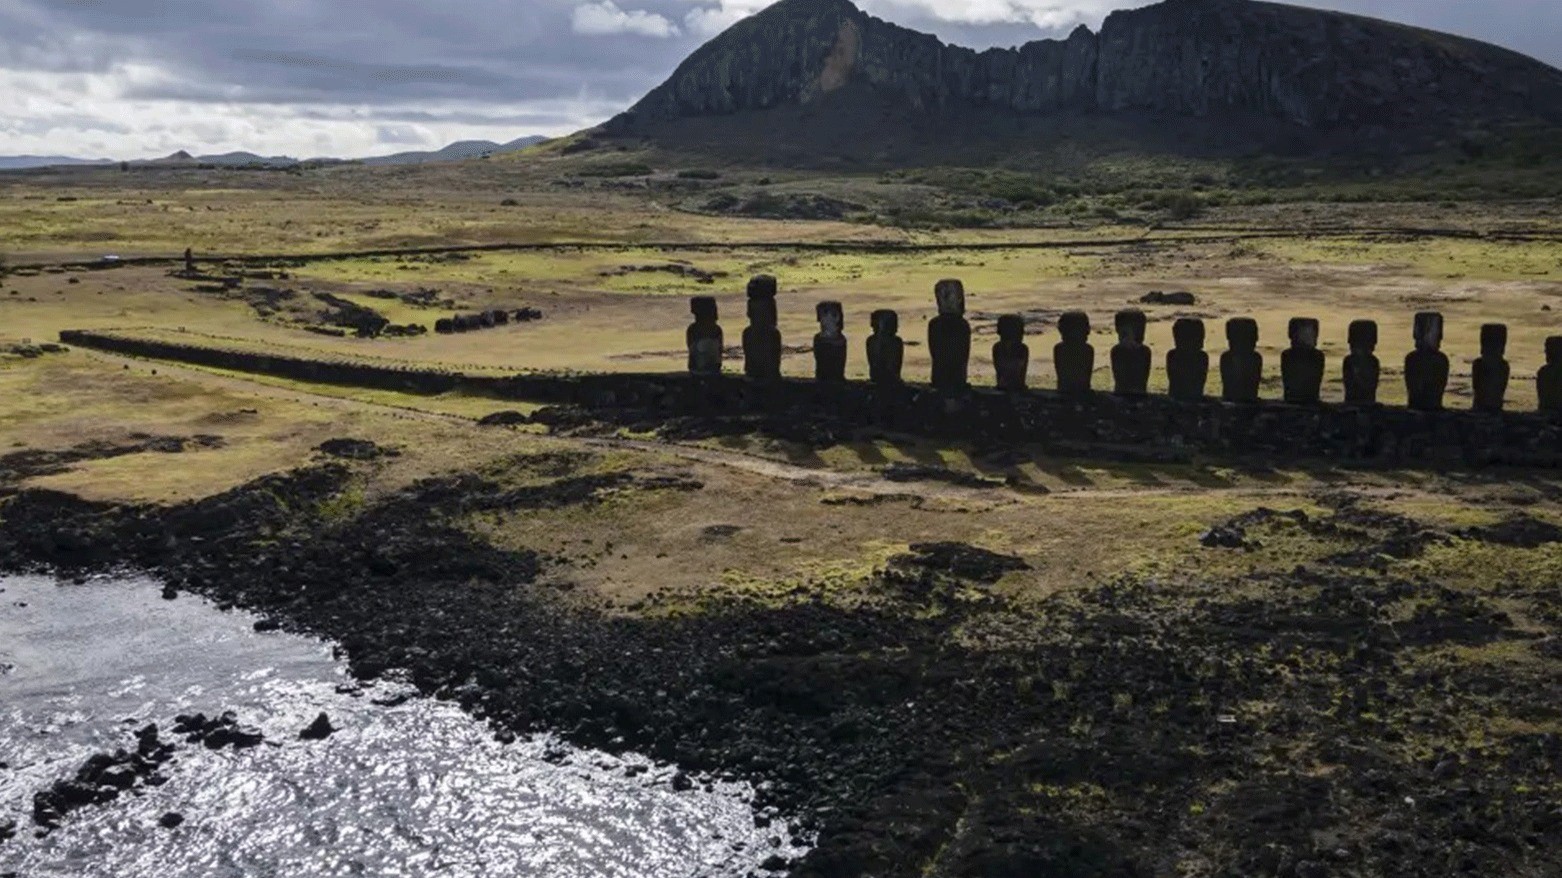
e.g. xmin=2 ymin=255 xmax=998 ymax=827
xmin=743 ymin=275 xmax=783 ymax=382
xmin=1220 ymin=318 xmax=1263 ymax=404
xmin=992 ymin=315 xmax=1029 ymax=391
xmin=1472 ymin=323 xmax=1511 ymax=413
xmin=1111 ymin=309 xmax=1151 ymax=396
xmin=687 ymin=296 xmax=723 ymax=375
xmin=1054 ymin=311 xmax=1094 ymax=395
xmin=1540 ymin=336 xmax=1562 ymax=415
xmin=866 ymin=309 xmax=904 ymax=385
xmin=814 ymin=300 xmax=847 ymax=382
xmin=608 ymin=0 xmax=1562 ymax=157
xmin=1344 ymin=320 xmax=1381 ymax=406
xmin=1406 ymin=312 xmax=1450 ymax=412
xmin=1282 ymin=317 xmax=1324 ymax=405
xmin=1167 ymin=318 xmax=1209 ymax=402
xmin=928 ymin=280 xmax=970 ymax=393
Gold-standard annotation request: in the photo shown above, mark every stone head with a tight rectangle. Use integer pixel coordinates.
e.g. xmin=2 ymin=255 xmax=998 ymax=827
xmin=816 ymin=301 xmax=844 ymax=335
xmin=1480 ymin=323 xmax=1508 ymax=358
xmin=690 ymin=296 xmax=717 ymax=322
xmin=1348 ymin=320 xmax=1378 ymax=354
xmin=934 ymin=279 xmax=966 ymax=317
xmin=1058 ymin=311 xmax=1090 ymax=345
xmin=747 ymin=293 xmax=777 ymax=327
xmin=747 ymin=275 xmax=778 ymax=299
xmin=1173 ymin=318 xmax=1206 ymax=350
xmin=1413 ymin=312 xmax=1444 ymax=351
xmin=997 ymin=314 xmax=1026 ymax=343
xmin=1289 ymin=317 xmax=1320 ymax=350
xmin=1548 ymin=336 xmax=1562 ymax=365
xmin=871 ymin=309 xmax=899 ymax=336
xmin=1115 ymin=310 xmax=1147 ymax=345
xmin=1226 ymin=318 xmax=1259 ymax=352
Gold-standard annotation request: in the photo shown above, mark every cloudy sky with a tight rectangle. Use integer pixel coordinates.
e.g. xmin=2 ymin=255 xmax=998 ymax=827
xmin=0 ymin=0 xmax=1556 ymax=159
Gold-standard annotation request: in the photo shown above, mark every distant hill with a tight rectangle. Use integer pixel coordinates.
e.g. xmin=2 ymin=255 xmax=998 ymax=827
xmin=600 ymin=0 xmax=1562 ymax=167
xmin=0 ymin=136 xmax=550 ymax=172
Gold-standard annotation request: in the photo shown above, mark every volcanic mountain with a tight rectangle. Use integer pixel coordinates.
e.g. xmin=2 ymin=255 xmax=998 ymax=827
xmin=600 ymin=0 xmax=1562 ymax=166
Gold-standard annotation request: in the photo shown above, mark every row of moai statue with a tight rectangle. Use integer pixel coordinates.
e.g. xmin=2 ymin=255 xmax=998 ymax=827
xmin=686 ymin=277 xmax=1562 ymax=414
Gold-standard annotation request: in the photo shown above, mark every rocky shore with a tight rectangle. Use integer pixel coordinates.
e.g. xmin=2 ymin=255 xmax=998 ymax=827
xmin=3 ymin=458 xmax=1559 ymax=876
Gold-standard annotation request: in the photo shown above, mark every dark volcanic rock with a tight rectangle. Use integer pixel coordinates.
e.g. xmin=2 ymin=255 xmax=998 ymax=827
xmin=317 ymin=438 xmax=398 ymax=461
xmin=605 ymin=0 xmax=1562 ymax=162
xmin=299 ymin=712 xmax=337 ymax=741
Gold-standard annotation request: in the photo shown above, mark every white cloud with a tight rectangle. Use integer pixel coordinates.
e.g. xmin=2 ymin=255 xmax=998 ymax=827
xmin=681 ymin=0 xmax=769 ymax=36
xmin=572 ymin=1 xmax=682 ymax=38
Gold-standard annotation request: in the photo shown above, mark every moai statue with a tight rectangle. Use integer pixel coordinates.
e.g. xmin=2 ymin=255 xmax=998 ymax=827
xmin=1281 ymin=317 xmax=1325 ymax=405
xmin=1404 ymin=311 xmax=1450 ymax=412
xmin=928 ymin=279 xmax=971 ymax=392
xmin=1111 ymin=309 xmax=1151 ymax=396
xmin=1054 ymin=311 xmax=1095 ymax=395
xmin=686 ymin=296 xmax=723 ymax=375
xmin=1538 ymin=336 xmax=1562 ymax=415
xmin=1343 ymin=320 xmax=1381 ymax=406
xmin=1167 ymin=318 xmax=1209 ymax=401
xmin=1471 ymin=323 xmax=1511 ymax=413
xmin=814 ymin=301 xmax=847 ymax=382
xmin=1221 ymin=318 xmax=1263 ymax=404
xmin=993 ymin=315 xmax=1030 ymax=391
xmin=183 ymin=247 xmax=195 ymax=273
xmin=743 ymin=275 xmax=783 ymax=382
xmin=866 ymin=309 xmax=904 ymax=385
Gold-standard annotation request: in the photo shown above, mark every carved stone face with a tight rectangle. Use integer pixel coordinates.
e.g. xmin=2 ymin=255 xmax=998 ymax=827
xmin=1414 ymin=312 xmax=1444 ymax=351
xmin=1348 ymin=320 xmax=1378 ymax=353
xmin=747 ymin=294 xmax=778 ymax=328
xmin=871 ymin=309 xmax=898 ymax=335
xmin=690 ymin=296 xmax=718 ymax=322
xmin=1549 ymin=336 xmax=1562 ymax=365
xmin=747 ymin=275 xmax=778 ymax=299
xmin=817 ymin=301 xmax=844 ymax=337
xmin=1173 ymin=318 xmax=1205 ymax=350
xmin=1290 ymin=318 xmax=1320 ymax=350
xmin=1480 ymin=323 xmax=1508 ymax=357
xmin=997 ymin=314 xmax=1025 ymax=343
xmin=1115 ymin=310 xmax=1146 ymax=345
xmin=1227 ymin=318 xmax=1259 ymax=352
xmin=1058 ymin=311 xmax=1090 ymax=344
xmin=934 ymin=280 xmax=965 ymax=317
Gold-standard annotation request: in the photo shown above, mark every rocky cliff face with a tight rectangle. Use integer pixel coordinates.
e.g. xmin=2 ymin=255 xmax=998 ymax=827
xmin=608 ymin=0 xmax=1562 ymax=139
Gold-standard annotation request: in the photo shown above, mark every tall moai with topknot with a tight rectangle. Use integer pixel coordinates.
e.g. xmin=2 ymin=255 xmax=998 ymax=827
xmin=1539 ymin=337 xmax=1562 ymax=416
xmin=1111 ymin=309 xmax=1151 ymax=396
xmin=814 ymin=301 xmax=847 ymax=382
xmin=1167 ymin=318 xmax=1209 ymax=401
xmin=993 ymin=315 xmax=1030 ymax=391
xmin=743 ymin=275 xmax=782 ymax=382
xmin=1343 ymin=320 xmax=1381 ymax=405
xmin=866 ymin=310 xmax=904 ymax=385
xmin=1221 ymin=318 xmax=1263 ymax=404
xmin=1405 ymin=312 xmax=1450 ymax=412
xmin=1282 ymin=317 xmax=1324 ymax=405
xmin=928 ymin=280 xmax=971 ymax=392
xmin=686 ymin=296 xmax=723 ymax=375
xmin=1471 ymin=323 xmax=1511 ymax=413
xmin=1054 ymin=312 xmax=1095 ymax=395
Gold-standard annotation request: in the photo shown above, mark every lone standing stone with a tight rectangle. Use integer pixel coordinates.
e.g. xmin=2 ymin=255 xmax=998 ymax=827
xmin=1282 ymin=317 xmax=1325 ymax=405
xmin=1111 ymin=309 xmax=1151 ymax=396
xmin=814 ymin=301 xmax=847 ymax=382
xmin=1054 ymin=311 xmax=1095 ymax=394
xmin=1221 ymin=318 xmax=1263 ymax=404
xmin=1405 ymin=312 xmax=1450 ymax=412
xmin=1471 ymin=323 xmax=1511 ymax=413
xmin=866 ymin=309 xmax=904 ymax=385
xmin=993 ymin=315 xmax=1030 ymax=391
xmin=928 ymin=280 xmax=971 ymax=392
xmin=183 ymin=248 xmax=195 ymax=273
xmin=1343 ymin=320 xmax=1381 ymax=405
xmin=1538 ymin=336 xmax=1562 ymax=415
xmin=743 ymin=275 xmax=783 ymax=382
xmin=1167 ymin=318 xmax=1209 ymax=401
xmin=686 ymin=296 xmax=723 ymax=375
